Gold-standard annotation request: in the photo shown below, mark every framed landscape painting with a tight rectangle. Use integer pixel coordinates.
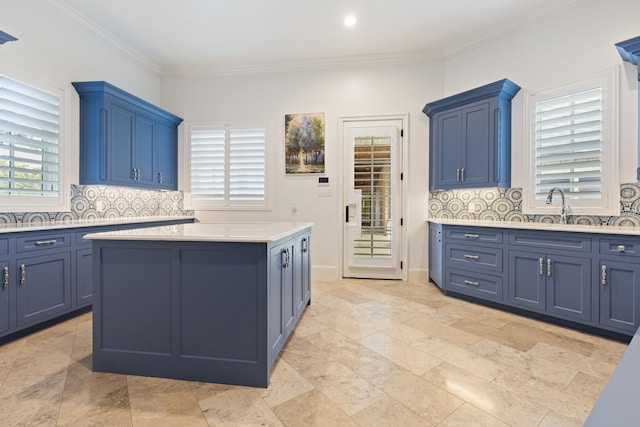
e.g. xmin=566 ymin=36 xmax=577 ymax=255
xmin=285 ymin=112 xmax=325 ymax=174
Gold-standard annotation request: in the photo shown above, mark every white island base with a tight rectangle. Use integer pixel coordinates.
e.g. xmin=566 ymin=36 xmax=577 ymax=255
xmin=85 ymin=222 xmax=312 ymax=388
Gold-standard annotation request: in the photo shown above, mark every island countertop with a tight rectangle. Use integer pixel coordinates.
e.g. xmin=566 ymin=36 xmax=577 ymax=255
xmin=428 ymin=217 xmax=640 ymax=236
xmin=84 ymin=221 xmax=314 ymax=243
xmin=0 ymin=215 xmax=195 ymax=234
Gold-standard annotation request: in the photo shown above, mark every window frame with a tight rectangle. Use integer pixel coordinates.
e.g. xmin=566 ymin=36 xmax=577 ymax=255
xmin=183 ymin=121 xmax=270 ymax=211
xmin=522 ymin=68 xmax=620 ymax=216
xmin=0 ymin=72 xmax=72 ymax=212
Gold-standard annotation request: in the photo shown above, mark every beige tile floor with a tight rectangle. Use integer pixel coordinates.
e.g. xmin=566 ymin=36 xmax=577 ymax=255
xmin=0 ymin=279 xmax=629 ymax=426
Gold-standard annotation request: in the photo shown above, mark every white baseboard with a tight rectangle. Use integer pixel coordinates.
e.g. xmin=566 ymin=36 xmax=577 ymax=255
xmin=311 ymin=265 xmax=339 ymax=281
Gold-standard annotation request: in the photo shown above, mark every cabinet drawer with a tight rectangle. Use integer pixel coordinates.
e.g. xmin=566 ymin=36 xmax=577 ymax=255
xmin=16 ymin=232 xmax=71 ymax=253
xmin=599 ymin=238 xmax=640 ymax=258
xmin=0 ymin=237 xmax=8 ymax=256
xmin=446 ymin=243 xmax=503 ymax=273
xmin=446 ymin=268 xmax=503 ymax=302
xmin=508 ymin=231 xmax=591 ymax=252
xmin=445 ymin=226 xmax=503 ymax=244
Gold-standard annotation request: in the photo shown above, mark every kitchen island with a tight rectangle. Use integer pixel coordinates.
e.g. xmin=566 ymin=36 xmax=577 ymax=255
xmin=85 ymin=222 xmax=312 ymax=388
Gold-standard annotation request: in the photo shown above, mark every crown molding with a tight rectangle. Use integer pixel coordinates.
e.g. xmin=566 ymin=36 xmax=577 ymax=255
xmin=0 ymin=30 xmax=18 ymax=45
xmin=162 ymin=50 xmax=441 ymax=78
xmin=45 ymin=0 xmax=162 ymax=76
xmin=443 ymin=0 xmax=578 ymax=59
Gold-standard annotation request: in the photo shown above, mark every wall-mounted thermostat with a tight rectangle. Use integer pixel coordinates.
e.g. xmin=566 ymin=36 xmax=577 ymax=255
xmin=317 ymin=176 xmax=329 ymax=186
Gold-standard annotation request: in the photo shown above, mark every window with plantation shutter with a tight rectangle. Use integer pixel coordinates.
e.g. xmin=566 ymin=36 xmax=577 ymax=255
xmin=0 ymin=75 xmax=68 ymax=211
xmin=523 ymin=70 xmax=619 ymax=216
xmin=188 ymin=124 xmax=267 ymax=209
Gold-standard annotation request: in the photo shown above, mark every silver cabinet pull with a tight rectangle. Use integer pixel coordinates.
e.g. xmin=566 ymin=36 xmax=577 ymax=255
xmin=456 ymin=168 xmax=460 ymax=182
xmin=464 ymin=280 xmax=480 ymax=286
xmin=282 ymin=248 xmax=290 ymax=268
xmin=464 ymin=254 xmax=479 ymax=260
xmin=3 ymin=267 xmax=8 ymax=288
xmin=20 ymin=264 xmax=25 ymax=286
xmin=547 ymin=258 xmax=552 ymax=277
xmin=539 ymin=258 xmax=544 ymax=275
xmin=460 ymin=168 xmax=465 ymax=182
xmin=301 ymin=238 xmax=308 ymax=253
xmin=618 ymin=245 xmax=626 ymax=252
xmin=158 ymin=172 xmax=163 ymax=184
xmin=464 ymin=233 xmax=480 ymax=239
xmin=132 ymin=168 xmax=137 ymax=180
xmin=601 ymin=265 xmax=607 ymax=286
xmin=35 ymin=239 xmax=57 ymax=246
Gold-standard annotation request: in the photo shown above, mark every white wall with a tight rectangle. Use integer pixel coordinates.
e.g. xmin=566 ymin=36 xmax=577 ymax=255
xmin=1 ymin=0 xmax=162 ymax=102
xmin=162 ymin=61 xmax=443 ymax=279
xmin=443 ymin=0 xmax=640 ymax=187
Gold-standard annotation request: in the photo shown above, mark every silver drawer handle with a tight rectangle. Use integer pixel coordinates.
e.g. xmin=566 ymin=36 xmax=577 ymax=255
xmin=20 ymin=264 xmax=25 ymax=286
xmin=3 ymin=267 xmax=7 ymax=288
xmin=618 ymin=245 xmax=626 ymax=252
xmin=464 ymin=280 xmax=480 ymax=286
xmin=601 ymin=265 xmax=607 ymax=286
xmin=35 ymin=239 xmax=57 ymax=246
xmin=539 ymin=258 xmax=544 ymax=275
xmin=464 ymin=233 xmax=480 ymax=239
xmin=464 ymin=254 xmax=479 ymax=260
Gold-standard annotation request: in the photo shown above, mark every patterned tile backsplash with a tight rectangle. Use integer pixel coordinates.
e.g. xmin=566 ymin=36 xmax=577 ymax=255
xmin=0 ymin=184 xmax=194 ymax=224
xmin=429 ymin=183 xmax=640 ymax=227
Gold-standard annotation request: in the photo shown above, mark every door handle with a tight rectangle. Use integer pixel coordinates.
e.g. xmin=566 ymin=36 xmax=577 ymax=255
xmin=456 ymin=168 xmax=461 ymax=182
xmin=601 ymin=265 xmax=607 ymax=286
xmin=3 ymin=267 xmax=8 ymax=288
xmin=464 ymin=254 xmax=479 ymax=260
xmin=539 ymin=258 xmax=544 ymax=276
xmin=547 ymin=258 xmax=552 ymax=277
xmin=345 ymin=205 xmax=349 ymax=223
xmin=20 ymin=264 xmax=25 ymax=286
xmin=460 ymin=168 xmax=465 ymax=182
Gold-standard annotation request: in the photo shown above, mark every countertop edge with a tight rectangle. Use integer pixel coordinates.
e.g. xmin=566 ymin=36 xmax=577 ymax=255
xmin=84 ymin=222 xmax=314 ymax=243
xmin=0 ymin=216 xmax=195 ymax=234
xmin=427 ymin=218 xmax=640 ymax=236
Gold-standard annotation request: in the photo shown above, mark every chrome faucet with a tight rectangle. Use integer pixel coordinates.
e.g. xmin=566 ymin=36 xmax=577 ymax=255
xmin=546 ymin=187 xmax=568 ymax=224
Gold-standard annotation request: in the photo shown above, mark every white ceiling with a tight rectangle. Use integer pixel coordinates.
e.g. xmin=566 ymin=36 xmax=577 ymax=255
xmin=49 ymin=0 xmax=574 ymax=75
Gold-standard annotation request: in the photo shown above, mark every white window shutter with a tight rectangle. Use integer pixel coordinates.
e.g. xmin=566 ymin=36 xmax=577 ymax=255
xmin=534 ymin=87 xmax=603 ymax=200
xmin=0 ymin=75 xmax=60 ymax=197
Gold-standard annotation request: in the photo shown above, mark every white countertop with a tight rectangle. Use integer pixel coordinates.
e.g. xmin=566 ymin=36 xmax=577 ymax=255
xmin=428 ymin=218 xmax=640 ymax=236
xmin=0 ymin=216 xmax=195 ymax=234
xmin=84 ymin=222 xmax=314 ymax=243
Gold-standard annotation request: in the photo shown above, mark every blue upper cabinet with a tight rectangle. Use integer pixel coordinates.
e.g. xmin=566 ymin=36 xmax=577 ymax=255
xmin=72 ymin=81 xmax=183 ymax=190
xmin=423 ymin=79 xmax=520 ymax=191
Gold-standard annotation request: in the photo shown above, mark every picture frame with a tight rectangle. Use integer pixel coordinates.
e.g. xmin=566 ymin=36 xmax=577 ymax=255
xmin=284 ymin=112 xmax=325 ymax=174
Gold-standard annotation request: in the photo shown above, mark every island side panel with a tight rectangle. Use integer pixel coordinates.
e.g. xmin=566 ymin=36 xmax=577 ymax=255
xmin=92 ymin=239 xmax=270 ymax=387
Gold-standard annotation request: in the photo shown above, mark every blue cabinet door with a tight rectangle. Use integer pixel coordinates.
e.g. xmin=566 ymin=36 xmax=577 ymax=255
xmin=508 ymin=250 xmax=546 ymax=311
xmin=75 ymin=248 xmax=93 ymax=307
xmin=546 ymin=255 xmax=591 ymax=322
xmin=0 ymin=260 xmax=9 ymax=335
xmin=434 ymin=109 xmax=463 ymax=188
xmin=429 ymin=223 xmax=443 ymax=288
xmin=460 ymin=101 xmax=492 ymax=187
xmin=157 ymin=122 xmax=178 ymax=190
xmin=268 ymin=244 xmax=285 ymax=365
xmin=282 ymin=241 xmax=296 ymax=336
xmin=294 ymin=233 xmax=311 ymax=316
xmin=134 ymin=114 xmax=156 ymax=187
xmin=16 ymin=252 xmax=71 ymax=328
xmin=109 ymin=103 xmax=135 ymax=186
xmin=599 ymin=260 xmax=640 ymax=334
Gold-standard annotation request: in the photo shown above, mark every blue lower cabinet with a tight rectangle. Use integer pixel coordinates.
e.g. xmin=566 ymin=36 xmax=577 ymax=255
xmin=75 ymin=248 xmax=93 ymax=308
xmin=16 ymin=252 xmax=71 ymax=328
xmin=599 ymin=259 xmax=640 ymax=334
xmin=0 ymin=260 xmax=9 ymax=335
xmin=508 ymin=250 xmax=591 ymax=322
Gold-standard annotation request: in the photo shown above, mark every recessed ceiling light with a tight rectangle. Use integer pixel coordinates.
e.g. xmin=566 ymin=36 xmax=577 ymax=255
xmin=344 ymin=14 xmax=357 ymax=27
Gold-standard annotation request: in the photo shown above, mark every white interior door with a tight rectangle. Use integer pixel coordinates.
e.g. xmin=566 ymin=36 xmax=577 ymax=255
xmin=342 ymin=119 xmax=403 ymax=279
